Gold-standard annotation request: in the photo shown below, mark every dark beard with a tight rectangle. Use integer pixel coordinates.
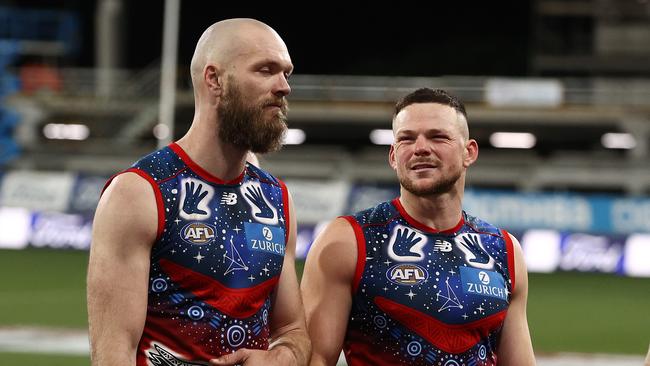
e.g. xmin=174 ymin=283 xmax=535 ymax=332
xmin=217 ymin=81 xmax=288 ymax=154
xmin=399 ymin=170 xmax=460 ymax=197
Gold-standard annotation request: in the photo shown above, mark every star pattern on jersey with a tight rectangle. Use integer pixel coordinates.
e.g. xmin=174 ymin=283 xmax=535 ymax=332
xmin=134 ymin=146 xmax=289 ymax=360
xmin=223 ymin=236 xmax=249 ymax=275
xmin=194 ymin=252 xmax=204 ymax=263
xmin=437 ymin=277 xmax=464 ymax=312
xmin=342 ymin=201 xmax=512 ymax=365
xmin=406 ymin=289 xmax=416 ymax=300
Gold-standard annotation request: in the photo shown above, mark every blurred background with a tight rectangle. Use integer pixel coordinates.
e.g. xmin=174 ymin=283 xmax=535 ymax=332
xmin=0 ymin=0 xmax=649 ymax=365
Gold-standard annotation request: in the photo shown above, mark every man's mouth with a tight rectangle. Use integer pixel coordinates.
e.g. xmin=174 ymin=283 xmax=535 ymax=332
xmin=410 ymin=162 xmax=437 ymax=170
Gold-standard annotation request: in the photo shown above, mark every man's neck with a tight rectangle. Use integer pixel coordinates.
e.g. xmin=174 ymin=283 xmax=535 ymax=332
xmin=175 ymin=120 xmax=247 ymax=182
xmin=398 ymin=188 xmax=464 ymax=232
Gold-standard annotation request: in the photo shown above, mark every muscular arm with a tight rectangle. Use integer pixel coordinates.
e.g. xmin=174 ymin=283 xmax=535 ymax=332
xmin=87 ymin=173 xmax=158 ymax=366
xmin=266 ymin=193 xmax=311 ymax=364
xmin=212 ymin=193 xmax=310 ymax=366
xmin=301 ymin=218 xmax=357 ymax=366
xmin=497 ymin=233 xmax=536 ymax=366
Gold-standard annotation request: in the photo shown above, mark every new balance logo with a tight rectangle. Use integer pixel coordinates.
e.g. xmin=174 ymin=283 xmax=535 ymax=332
xmin=220 ymin=192 xmax=237 ymax=205
xmin=433 ymin=239 xmax=453 ymax=252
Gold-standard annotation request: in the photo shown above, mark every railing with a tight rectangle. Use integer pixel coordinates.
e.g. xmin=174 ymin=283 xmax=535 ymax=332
xmin=12 ymin=66 xmax=650 ymax=108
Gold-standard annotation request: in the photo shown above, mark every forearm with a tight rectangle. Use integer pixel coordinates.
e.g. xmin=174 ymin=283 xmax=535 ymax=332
xmin=269 ymin=327 xmax=312 ymax=366
xmin=88 ymin=288 xmax=145 ymax=366
xmin=87 ymin=248 xmax=149 ymax=366
xmin=90 ymin=338 xmax=138 ymax=366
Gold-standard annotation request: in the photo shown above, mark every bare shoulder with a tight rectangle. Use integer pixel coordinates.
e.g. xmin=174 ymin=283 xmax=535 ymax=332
xmin=304 ymin=217 xmax=358 ymax=282
xmin=100 ymin=172 xmax=156 ymax=206
xmin=93 ymin=172 xmax=159 ymax=250
xmin=311 ymin=217 xmax=358 ymax=255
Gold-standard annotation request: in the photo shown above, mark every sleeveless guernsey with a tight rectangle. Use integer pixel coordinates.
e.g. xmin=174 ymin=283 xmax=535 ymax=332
xmin=106 ymin=143 xmax=290 ymax=365
xmin=342 ymin=199 xmax=515 ymax=366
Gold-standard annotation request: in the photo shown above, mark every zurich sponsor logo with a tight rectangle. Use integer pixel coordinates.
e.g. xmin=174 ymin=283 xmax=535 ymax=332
xmin=460 ymin=266 xmax=508 ymax=301
xmin=386 ymin=263 xmax=429 ymax=286
xmin=244 ymin=222 xmax=285 ymax=256
xmin=180 ymin=222 xmax=215 ymax=245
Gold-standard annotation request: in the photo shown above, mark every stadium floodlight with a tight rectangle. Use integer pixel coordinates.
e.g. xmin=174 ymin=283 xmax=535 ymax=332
xmin=283 ymin=129 xmax=306 ymax=145
xmin=489 ymin=132 xmax=536 ymax=149
xmin=521 ymin=229 xmax=561 ymax=273
xmin=153 ymin=123 xmax=170 ymax=140
xmin=601 ymin=132 xmax=636 ymax=149
xmin=369 ymin=129 xmax=394 ymax=145
xmin=43 ymin=123 xmax=89 ymax=140
xmin=624 ymin=234 xmax=650 ymax=277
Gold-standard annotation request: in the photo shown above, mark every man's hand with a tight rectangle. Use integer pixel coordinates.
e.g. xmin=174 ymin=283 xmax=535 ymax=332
xmin=210 ymin=346 xmax=295 ymax=365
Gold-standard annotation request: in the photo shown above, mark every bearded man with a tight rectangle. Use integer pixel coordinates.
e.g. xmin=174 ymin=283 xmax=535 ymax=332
xmin=87 ymin=18 xmax=310 ymax=366
xmin=301 ymin=88 xmax=536 ymax=366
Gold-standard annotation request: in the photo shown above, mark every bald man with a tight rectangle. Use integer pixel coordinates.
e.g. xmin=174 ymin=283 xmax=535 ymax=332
xmin=88 ymin=19 xmax=310 ymax=366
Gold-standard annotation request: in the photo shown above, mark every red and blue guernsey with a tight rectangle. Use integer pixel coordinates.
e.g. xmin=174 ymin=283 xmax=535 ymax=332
xmin=106 ymin=143 xmax=290 ymax=366
xmin=341 ymin=198 xmax=516 ymax=366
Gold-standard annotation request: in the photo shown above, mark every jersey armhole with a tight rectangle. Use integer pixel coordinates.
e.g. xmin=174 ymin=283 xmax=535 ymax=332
xmin=278 ymin=179 xmax=290 ymax=243
xmin=102 ymin=168 xmax=166 ymax=241
xmin=340 ymin=216 xmax=366 ymax=295
xmin=501 ymin=229 xmax=516 ymax=293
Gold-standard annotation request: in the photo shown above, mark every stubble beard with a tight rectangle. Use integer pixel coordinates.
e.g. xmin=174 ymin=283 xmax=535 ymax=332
xmin=398 ymin=168 xmax=461 ymax=197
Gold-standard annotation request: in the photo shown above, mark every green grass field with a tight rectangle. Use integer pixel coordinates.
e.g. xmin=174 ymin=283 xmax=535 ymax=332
xmin=1 ymin=248 xmax=648 ymax=365
xmin=0 ymin=248 xmax=88 ymax=328
xmin=527 ymin=271 xmax=650 ymax=355
xmin=0 ymin=352 xmax=89 ymax=366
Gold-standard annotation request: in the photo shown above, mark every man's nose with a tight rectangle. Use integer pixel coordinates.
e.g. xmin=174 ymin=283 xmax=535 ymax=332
xmin=273 ymin=74 xmax=291 ymax=97
xmin=413 ymin=135 xmax=430 ymax=155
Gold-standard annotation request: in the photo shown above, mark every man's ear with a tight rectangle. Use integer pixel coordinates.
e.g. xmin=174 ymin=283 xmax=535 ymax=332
xmin=463 ymin=139 xmax=479 ymax=168
xmin=389 ymin=144 xmax=398 ymax=171
xmin=204 ymin=64 xmax=222 ymax=96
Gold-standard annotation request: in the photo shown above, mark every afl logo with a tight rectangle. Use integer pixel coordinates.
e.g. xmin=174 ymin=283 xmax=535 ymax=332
xmin=181 ymin=222 xmax=215 ymax=245
xmin=386 ymin=263 xmax=429 ymax=286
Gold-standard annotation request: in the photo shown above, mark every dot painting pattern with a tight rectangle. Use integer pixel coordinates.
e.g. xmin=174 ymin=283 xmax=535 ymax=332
xmin=118 ymin=144 xmax=288 ymax=365
xmin=343 ymin=200 xmax=514 ymax=366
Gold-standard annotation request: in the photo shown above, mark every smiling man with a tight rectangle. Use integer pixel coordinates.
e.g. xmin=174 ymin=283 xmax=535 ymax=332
xmin=301 ymin=88 xmax=535 ymax=366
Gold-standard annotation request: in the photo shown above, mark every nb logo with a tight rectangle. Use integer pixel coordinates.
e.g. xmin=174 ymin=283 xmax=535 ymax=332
xmin=433 ymin=239 xmax=453 ymax=252
xmin=454 ymin=233 xmax=495 ymax=270
xmin=220 ymin=192 xmax=238 ymax=205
